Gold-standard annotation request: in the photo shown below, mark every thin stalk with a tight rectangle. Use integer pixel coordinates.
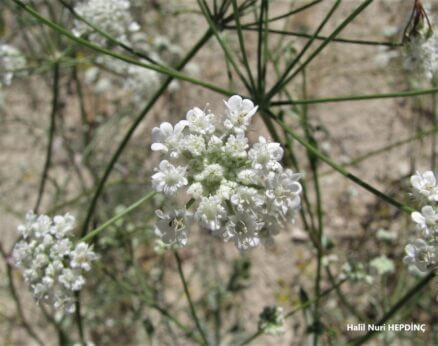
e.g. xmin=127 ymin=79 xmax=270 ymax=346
xmin=34 ymin=62 xmax=60 ymax=213
xmin=431 ymin=89 xmax=437 ymax=170
xmin=240 ymin=0 xmax=323 ymax=26
xmin=350 ymin=271 xmax=435 ymax=345
xmin=256 ymin=0 xmax=266 ymax=93
xmin=225 ymin=26 xmax=401 ymax=47
xmin=301 ymin=69 xmax=324 ymax=346
xmin=271 ymin=87 xmax=438 ymax=106
xmin=103 ymin=267 xmax=203 ymax=344
xmin=321 ymin=125 xmax=438 ymax=175
xmin=268 ymin=0 xmax=374 ymax=99
xmin=231 ymin=0 xmax=256 ymax=91
xmin=198 ymin=0 xmax=252 ymax=92
xmin=267 ymin=111 xmax=414 ymax=214
xmin=174 ymin=251 xmax=209 ymax=346
xmin=81 ymin=191 xmax=156 ymax=243
xmin=271 ymin=0 xmax=341 ymax=99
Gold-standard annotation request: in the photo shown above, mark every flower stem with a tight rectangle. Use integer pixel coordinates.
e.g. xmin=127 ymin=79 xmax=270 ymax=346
xmin=174 ymin=251 xmax=209 ymax=346
xmin=81 ymin=192 xmax=156 ymax=243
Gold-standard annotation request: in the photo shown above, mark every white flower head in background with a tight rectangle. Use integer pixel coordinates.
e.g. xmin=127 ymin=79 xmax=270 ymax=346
xmin=404 ymin=171 xmax=438 ymax=273
xmin=0 ymin=43 xmax=26 ymax=87
xmin=73 ymin=0 xmax=139 ymax=45
xmin=12 ymin=211 xmax=98 ymax=314
xmin=150 ymin=95 xmax=303 ymax=251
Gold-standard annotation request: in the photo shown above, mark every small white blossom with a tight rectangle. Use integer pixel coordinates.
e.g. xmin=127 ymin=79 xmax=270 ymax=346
xmin=248 ymin=137 xmax=284 ymax=171
xmin=411 ymin=205 xmax=438 ymax=239
xmin=0 ymin=43 xmax=26 ymax=86
xmin=151 ymin=160 xmax=188 ymax=195
xmin=186 ymin=107 xmax=215 ymax=135
xmin=403 ymin=239 xmax=436 ymax=272
xmin=70 ymin=242 xmax=98 ymax=271
xmin=196 ymin=196 xmax=226 ymax=231
xmin=411 ymin=170 xmax=438 ymax=201
xmin=151 ymin=121 xmax=188 ymax=158
xmin=154 ymin=209 xmax=191 ymax=247
xmin=224 ymin=95 xmax=258 ymax=133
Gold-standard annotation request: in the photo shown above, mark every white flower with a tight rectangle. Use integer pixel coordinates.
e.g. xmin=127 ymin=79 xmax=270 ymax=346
xmin=196 ymin=196 xmax=226 ymax=231
xmin=151 ymin=121 xmax=188 ymax=158
xmin=411 ymin=171 xmax=438 ymax=201
xmin=0 ymin=43 xmax=26 ymax=86
xmin=184 ymin=134 xmax=206 ymax=157
xmin=152 ymin=160 xmax=188 ymax=195
xmin=230 ymin=186 xmax=264 ymax=210
xmin=70 ymin=242 xmax=98 ymax=271
xmin=403 ymin=239 xmax=436 ymax=272
xmin=187 ymin=182 xmax=204 ymax=198
xmin=186 ymin=107 xmax=215 ymax=135
xmin=223 ymin=211 xmax=262 ymax=250
xmin=223 ymin=133 xmax=248 ymax=159
xmin=411 ymin=205 xmax=438 ymax=238
xmin=266 ymin=169 xmax=303 ymax=215
xmin=73 ymin=0 xmax=139 ymax=45
xmin=248 ymin=137 xmax=283 ymax=171
xmin=59 ymin=269 xmax=85 ymax=291
xmin=154 ymin=209 xmax=191 ymax=247
xmin=217 ymin=180 xmax=237 ymax=200
xmin=224 ymin=95 xmax=258 ymax=133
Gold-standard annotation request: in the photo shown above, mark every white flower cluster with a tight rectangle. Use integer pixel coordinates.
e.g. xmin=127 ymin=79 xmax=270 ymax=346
xmin=73 ymin=0 xmax=139 ymax=45
xmin=403 ymin=33 xmax=438 ymax=81
xmin=0 ymin=43 xmax=26 ymax=87
xmin=403 ymin=171 xmax=438 ymax=272
xmin=12 ymin=211 xmax=98 ymax=313
xmin=257 ymin=306 xmax=285 ymax=335
xmin=151 ymin=95 xmax=303 ymax=251
xmin=402 ymin=9 xmax=438 ymax=83
xmin=75 ymin=0 xmax=184 ymax=101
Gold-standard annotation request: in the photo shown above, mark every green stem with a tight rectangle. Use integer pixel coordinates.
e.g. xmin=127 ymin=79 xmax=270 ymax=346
xmin=267 ymin=0 xmax=374 ymax=99
xmin=225 ymin=26 xmax=401 ymax=47
xmin=271 ymin=87 xmax=438 ymax=106
xmin=81 ymin=192 xmax=156 ymax=243
xmin=174 ymin=251 xmax=209 ymax=346
xmin=271 ymin=0 xmax=341 ymax=99
xmin=34 ymin=62 xmax=60 ymax=213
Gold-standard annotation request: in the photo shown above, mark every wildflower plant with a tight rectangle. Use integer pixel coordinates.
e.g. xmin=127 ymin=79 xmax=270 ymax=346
xmin=151 ymin=95 xmax=304 ymax=250
xmin=3 ymin=0 xmax=438 ymax=345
